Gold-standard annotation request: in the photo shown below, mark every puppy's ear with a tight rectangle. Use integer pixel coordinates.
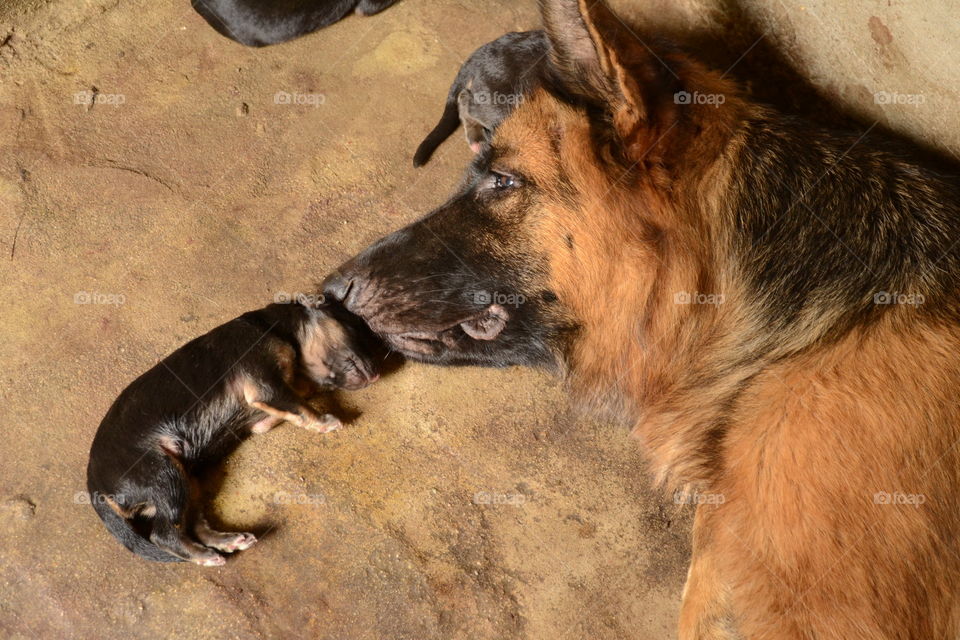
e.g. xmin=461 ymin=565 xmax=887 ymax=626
xmin=539 ymin=0 xmax=678 ymax=146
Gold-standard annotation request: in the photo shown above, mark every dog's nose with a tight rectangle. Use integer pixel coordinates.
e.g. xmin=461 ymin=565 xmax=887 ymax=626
xmin=322 ymin=271 xmax=354 ymax=303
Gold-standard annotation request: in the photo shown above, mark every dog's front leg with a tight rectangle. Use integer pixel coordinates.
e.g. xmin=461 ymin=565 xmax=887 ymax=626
xmin=679 ymin=504 xmax=740 ymax=640
xmin=243 ymin=378 xmax=341 ymax=434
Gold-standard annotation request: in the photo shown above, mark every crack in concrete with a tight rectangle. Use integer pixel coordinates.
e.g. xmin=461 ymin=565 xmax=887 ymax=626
xmin=9 ymin=164 xmax=30 ymax=260
xmin=83 ymin=161 xmax=176 ymax=193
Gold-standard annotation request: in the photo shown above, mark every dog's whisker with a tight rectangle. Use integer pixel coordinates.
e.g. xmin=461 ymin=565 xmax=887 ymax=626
xmin=406 ymin=272 xmax=467 ymax=284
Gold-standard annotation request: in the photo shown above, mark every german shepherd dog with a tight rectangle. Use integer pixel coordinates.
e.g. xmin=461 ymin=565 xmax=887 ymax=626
xmin=87 ymin=301 xmax=379 ymax=564
xmin=324 ymin=0 xmax=960 ymax=636
xmin=192 ymin=0 xmax=401 ymax=47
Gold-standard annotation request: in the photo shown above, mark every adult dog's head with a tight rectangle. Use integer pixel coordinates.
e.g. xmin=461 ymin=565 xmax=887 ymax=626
xmin=325 ymin=0 xmax=960 ymax=471
xmin=326 ymin=0 xmax=748 ymax=384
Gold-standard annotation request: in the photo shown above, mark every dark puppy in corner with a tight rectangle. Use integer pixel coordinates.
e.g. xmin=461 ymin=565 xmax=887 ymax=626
xmin=87 ymin=300 xmax=380 ymax=565
xmin=413 ymin=30 xmax=549 ymax=167
xmin=192 ymin=0 xmax=401 ymax=47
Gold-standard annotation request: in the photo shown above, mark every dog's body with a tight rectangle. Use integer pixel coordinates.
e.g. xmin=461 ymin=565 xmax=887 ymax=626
xmin=413 ymin=30 xmax=549 ymax=167
xmin=87 ymin=302 xmax=378 ymax=565
xmin=325 ymin=0 xmax=960 ymax=636
xmin=192 ymin=0 xmax=400 ymax=47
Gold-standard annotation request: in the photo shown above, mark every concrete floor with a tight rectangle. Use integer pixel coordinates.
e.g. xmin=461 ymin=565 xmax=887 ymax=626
xmin=2 ymin=0 xmax=956 ymax=638
xmin=0 ymin=1 xmax=689 ymax=638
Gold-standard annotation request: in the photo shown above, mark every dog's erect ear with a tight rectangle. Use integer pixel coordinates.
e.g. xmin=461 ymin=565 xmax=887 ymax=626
xmin=540 ymin=0 xmax=674 ymax=137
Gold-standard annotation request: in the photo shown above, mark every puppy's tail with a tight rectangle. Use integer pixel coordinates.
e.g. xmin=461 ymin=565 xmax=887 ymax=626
xmin=91 ymin=497 xmax=183 ymax=562
xmin=413 ymin=95 xmax=461 ymax=168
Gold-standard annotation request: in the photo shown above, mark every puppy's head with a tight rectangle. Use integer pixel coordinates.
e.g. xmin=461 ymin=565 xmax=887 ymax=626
xmin=298 ymin=303 xmax=380 ymax=391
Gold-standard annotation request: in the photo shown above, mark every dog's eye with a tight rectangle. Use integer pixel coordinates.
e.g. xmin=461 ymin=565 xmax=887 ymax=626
xmin=493 ymin=172 xmax=517 ymax=189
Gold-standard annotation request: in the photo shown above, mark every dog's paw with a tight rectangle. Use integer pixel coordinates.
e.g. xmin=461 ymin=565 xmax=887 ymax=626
xmin=224 ymin=533 xmax=257 ymax=552
xmin=204 ymin=532 xmax=258 ymax=553
xmin=193 ymin=553 xmax=226 ymax=567
xmin=303 ymin=414 xmax=342 ymax=433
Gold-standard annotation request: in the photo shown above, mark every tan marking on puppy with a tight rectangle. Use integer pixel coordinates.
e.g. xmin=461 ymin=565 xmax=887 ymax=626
xmin=297 ymin=313 xmax=347 ymax=382
xmin=241 ymin=378 xmax=260 ymax=406
xmin=300 ymin=411 xmax=342 ymax=433
xmin=157 ymin=435 xmax=188 ymax=477
xmin=250 ymin=415 xmax=283 ymax=434
xmin=270 ymin=341 xmax=298 ymax=385
xmin=249 ymin=400 xmax=305 ymax=428
xmin=193 ymin=517 xmax=257 ymax=553
xmin=104 ymin=495 xmax=132 ymax=518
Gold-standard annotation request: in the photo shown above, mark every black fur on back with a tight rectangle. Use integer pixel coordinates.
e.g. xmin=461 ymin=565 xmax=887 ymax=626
xmin=192 ymin=0 xmax=400 ymax=47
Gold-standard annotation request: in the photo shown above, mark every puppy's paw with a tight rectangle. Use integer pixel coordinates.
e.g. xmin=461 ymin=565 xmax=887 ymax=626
xmin=220 ymin=532 xmax=257 ymax=553
xmin=303 ymin=414 xmax=342 ymax=433
xmin=193 ymin=552 xmax=226 ymax=567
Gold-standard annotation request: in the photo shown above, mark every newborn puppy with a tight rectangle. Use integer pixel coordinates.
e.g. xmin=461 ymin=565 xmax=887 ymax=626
xmin=413 ymin=30 xmax=549 ymax=167
xmin=192 ymin=0 xmax=401 ymax=47
xmin=87 ymin=300 xmax=379 ymax=565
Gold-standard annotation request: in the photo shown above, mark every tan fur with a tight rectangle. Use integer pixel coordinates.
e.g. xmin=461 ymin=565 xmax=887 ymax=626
xmin=298 ymin=314 xmax=344 ymax=380
xmin=491 ymin=1 xmax=960 ymax=635
xmin=702 ymin=318 xmax=960 ymax=639
xmin=104 ymin=495 xmax=131 ymax=518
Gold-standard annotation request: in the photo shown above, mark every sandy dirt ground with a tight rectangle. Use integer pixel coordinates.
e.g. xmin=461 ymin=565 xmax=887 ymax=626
xmin=0 ymin=1 xmax=693 ymax=638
